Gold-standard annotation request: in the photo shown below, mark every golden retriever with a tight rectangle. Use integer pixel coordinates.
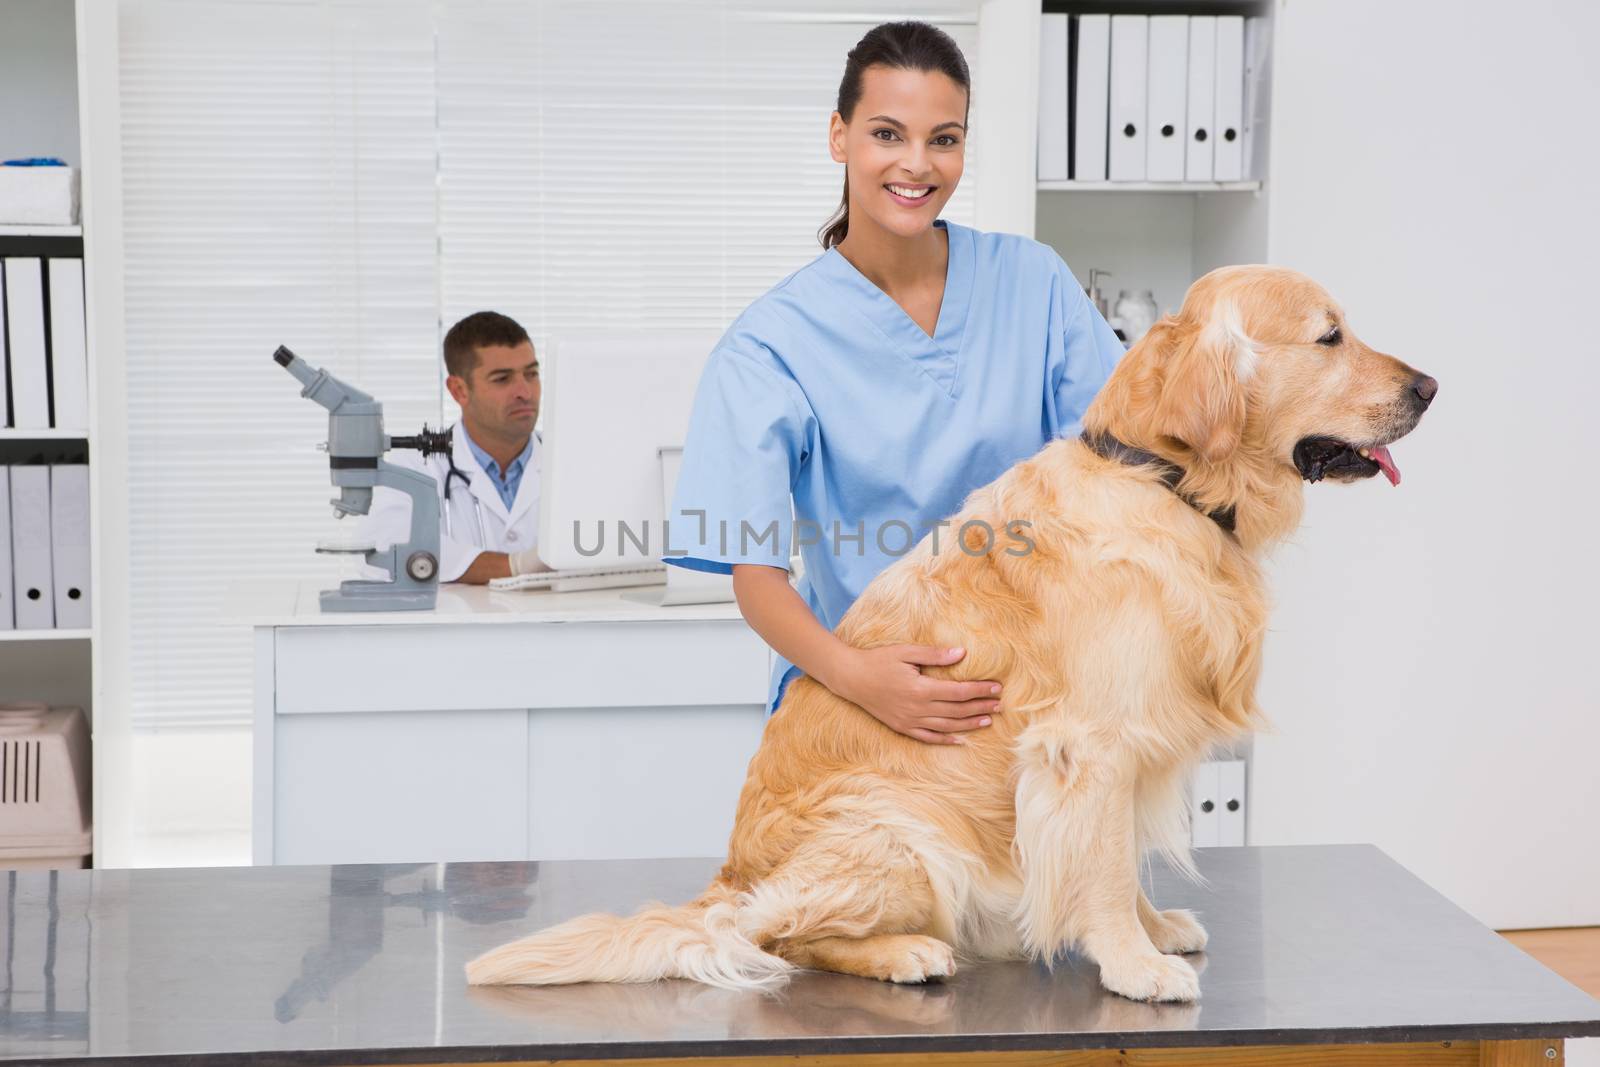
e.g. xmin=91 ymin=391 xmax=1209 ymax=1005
xmin=464 ymin=265 xmax=1436 ymax=1003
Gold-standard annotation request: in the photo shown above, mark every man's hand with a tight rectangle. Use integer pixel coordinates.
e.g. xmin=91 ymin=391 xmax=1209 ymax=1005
xmin=831 ymin=644 xmax=1002 ymax=745
xmin=457 ymin=548 xmax=550 ymax=585
xmin=456 ymin=551 xmax=512 ymax=585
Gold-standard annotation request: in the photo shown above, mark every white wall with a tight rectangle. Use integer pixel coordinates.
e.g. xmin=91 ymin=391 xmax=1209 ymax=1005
xmin=1254 ymin=0 xmax=1600 ymax=930
xmin=0 ymin=0 xmax=81 ymax=164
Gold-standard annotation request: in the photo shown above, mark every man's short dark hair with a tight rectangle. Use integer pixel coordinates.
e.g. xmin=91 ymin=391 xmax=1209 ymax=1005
xmin=443 ymin=311 xmax=531 ymax=379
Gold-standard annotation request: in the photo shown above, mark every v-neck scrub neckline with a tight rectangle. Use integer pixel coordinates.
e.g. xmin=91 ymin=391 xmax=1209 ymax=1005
xmin=819 ymin=219 xmax=973 ymax=396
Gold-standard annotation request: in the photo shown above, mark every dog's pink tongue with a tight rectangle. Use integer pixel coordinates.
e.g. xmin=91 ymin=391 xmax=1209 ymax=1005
xmin=1370 ymin=445 xmax=1401 ymax=486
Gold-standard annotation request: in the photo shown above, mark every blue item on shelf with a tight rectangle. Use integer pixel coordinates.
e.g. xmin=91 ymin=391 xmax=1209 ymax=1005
xmin=2 ymin=158 xmax=69 ymax=167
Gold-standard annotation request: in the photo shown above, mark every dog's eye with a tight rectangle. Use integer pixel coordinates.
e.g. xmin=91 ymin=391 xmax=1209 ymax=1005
xmin=1317 ymin=326 xmax=1342 ymax=346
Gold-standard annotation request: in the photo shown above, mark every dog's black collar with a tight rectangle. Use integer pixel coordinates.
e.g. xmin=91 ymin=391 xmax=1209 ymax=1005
xmin=1079 ymin=430 xmax=1238 ymax=535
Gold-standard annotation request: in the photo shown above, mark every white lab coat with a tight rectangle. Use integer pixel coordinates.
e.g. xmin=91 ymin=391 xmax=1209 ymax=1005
xmin=361 ymin=423 xmax=542 ymax=583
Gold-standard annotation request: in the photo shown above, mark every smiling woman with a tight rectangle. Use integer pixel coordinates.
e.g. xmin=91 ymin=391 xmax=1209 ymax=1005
xmin=663 ymin=21 xmax=1128 ymax=747
xmin=818 ymin=21 xmax=972 ymax=256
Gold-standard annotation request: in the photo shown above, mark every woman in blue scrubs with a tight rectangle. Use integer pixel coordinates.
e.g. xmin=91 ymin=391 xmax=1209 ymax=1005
xmin=666 ymin=21 xmax=1124 ymax=744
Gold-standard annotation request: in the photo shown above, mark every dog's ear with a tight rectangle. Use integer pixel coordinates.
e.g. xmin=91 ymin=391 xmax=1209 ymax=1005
xmin=1146 ymin=313 xmax=1251 ymax=464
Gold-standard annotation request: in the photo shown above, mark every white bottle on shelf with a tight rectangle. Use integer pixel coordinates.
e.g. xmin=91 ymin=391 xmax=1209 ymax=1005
xmin=1114 ymin=289 xmax=1159 ymax=344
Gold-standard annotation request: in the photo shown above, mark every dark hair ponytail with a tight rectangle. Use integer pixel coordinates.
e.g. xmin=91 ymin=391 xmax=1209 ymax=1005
xmin=818 ymin=21 xmax=972 ymax=250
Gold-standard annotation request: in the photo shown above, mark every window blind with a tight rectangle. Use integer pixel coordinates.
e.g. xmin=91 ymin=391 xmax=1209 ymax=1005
xmin=120 ymin=0 xmax=442 ymax=727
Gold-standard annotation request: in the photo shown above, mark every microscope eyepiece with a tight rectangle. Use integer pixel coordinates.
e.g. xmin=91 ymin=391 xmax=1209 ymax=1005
xmin=390 ymin=426 xmax=453 ymax=457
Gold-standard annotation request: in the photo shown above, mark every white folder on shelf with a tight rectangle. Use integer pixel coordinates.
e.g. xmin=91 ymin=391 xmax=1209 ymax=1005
xmin=1242 ymin=17 xmax=1271 ymax=181
xmin=1185 ymin=17 xmax=1217 ymax=182
xmin=1214 ymin=15 xmax=1245 ymax=181
xmin=0 ymin=270 xmax=9 ymax=428
xmin=1108 ymin=15 xmax=1148 ymax=182
xmin=0 ymin=468 xmax=12 ymax=630
xmin=1145 ymin=16 xmax=1188 ymax=182
xmin=9 ymin=464 xmax=54 ymax=629
xmin=1190 ymin=760 xmax=1220 ymax=848
xmin=1072 ymin=14 xmax=1111 ymax=182
xmin=48 ymin=259 xmax=89 ymax=433
xmin=4 ymin=258 xmax=50 ymax=430
xmin=49 ymin=464 xmax=90 ymax=629
xmin=1038 ymin=14 xmax=1069 ymax=182
xmin=1218 ymin=758 xmax=1247 ymax=846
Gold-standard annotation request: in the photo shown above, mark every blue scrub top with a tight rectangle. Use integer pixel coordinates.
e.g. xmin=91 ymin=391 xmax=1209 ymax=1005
xmin=664 ymin=219 xmax=1124 ymax=712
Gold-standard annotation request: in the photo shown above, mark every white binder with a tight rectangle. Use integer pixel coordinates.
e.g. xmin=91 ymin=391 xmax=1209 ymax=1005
xmin=1242 ymin=16 xmax=1271 ymax=181
xmin=50 ymin=464 xmax=90 ymax=629
xmin=1214 ymin=15 xmax=1245 ymax=181
xmin=0 ymin=468 xmax=12 ymax=630
xmin=1145 ymin=16 xmax=1188 ymax=182
xmin=1190 ymin=760 xmax=1220 ymax=848
xmin=1185 ymin=17 xmax=1217 ymax=182
xmin=1108 ymin=15 xmax=1148 ymax=181
xmin=1037 ymin=14 xmax=1069 ymax=182
xmin=1072 ymin=14 xmax=1111 ymax=182
xmin=0 ymin=270 xmax=8 ymax=428
xmin=9 ymin=465 xmax=54 ymax=629
xmin=48 ymin=259 xmax=89 ymax=433
xmin=1218 ymin=759 xmax=1247 ymax=846
xmin=4 ymin=259 xmax=51 ymax=430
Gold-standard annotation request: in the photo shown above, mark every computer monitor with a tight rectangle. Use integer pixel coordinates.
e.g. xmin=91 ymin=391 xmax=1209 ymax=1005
xmin=538 ymin=331 xmax=735 ymax=603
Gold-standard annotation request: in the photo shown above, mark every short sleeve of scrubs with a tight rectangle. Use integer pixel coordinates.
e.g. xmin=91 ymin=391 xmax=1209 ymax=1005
xmin=1046 ymin=251 xmax=1127 ymax=440
xmin=664 ymin=341 xmax=817 ymax=574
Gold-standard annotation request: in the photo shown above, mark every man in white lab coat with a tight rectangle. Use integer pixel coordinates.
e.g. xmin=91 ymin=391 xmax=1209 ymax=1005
xmin=365 ymin=312 xmax=552 ymax=584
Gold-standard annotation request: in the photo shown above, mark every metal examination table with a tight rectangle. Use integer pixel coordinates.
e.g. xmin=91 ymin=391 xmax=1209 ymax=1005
xmin=3 ymin=845 xmax=1598 ymax=1065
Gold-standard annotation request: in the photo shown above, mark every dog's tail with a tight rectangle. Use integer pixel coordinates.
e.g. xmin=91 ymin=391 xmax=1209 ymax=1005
xmin=463 ymin=882 xmax=793 ymax=991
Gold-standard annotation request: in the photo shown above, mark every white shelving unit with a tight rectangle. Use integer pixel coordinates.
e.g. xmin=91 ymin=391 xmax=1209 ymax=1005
xmin=0 ymin=0 xmax=107 ymax=866
xmin=1035 ymin=1 xmax=1273 ymax=332
xmin=1031 ymin=0 xmax=1273 ymax=842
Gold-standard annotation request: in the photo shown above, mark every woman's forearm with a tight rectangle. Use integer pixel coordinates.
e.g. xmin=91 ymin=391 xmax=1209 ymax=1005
xmin=731 ymin=563 xmax=858 ymax=697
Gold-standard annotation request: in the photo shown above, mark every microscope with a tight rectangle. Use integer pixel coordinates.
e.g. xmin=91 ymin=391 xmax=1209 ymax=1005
xmin=274 ymin=346 xmax=452 ymax=612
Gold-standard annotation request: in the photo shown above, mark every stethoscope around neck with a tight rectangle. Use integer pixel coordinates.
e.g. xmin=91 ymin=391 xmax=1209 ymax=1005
xmin=404 ymin=424 xmax=531 ymax=548
xmin=443 ymin=425 xmax=541 ymax=546
xmin=442 ymin=446 xmax=489 ymax=546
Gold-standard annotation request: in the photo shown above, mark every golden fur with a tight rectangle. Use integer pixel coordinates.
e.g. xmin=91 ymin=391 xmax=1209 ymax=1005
xmin=464 ymin=265 xmax=1433 ymax=1002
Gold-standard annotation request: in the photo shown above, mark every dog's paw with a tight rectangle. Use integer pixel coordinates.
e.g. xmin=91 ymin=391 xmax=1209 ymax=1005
xmin=1097 ymin=952 xmax=1200 ymax=1003
xmin=1147 ymin=908 xmax=1208 ymax=955
xmin=882 ymin=935 xmax=957 ymax=984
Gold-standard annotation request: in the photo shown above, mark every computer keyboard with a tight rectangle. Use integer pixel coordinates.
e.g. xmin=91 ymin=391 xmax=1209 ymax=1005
xmin=489 ymin=564 xmax=667 ymax=593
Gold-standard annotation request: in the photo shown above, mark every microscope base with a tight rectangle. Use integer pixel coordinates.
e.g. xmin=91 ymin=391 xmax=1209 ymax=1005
xmin=319 ymin=579 xmax=437 ymax=613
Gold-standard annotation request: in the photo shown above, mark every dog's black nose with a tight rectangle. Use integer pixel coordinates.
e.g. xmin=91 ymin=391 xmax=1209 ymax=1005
xmin=1411 ymin=374 xmax=1438 ymax=409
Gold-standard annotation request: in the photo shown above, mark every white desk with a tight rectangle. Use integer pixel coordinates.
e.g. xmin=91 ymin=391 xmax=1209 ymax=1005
xmin=229 ymin=580 xmax=769 ymax=866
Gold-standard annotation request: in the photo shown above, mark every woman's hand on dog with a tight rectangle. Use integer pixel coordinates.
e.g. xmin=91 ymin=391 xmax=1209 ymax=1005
xmin=833 ymin=644 xmax=1002 ymax=745
xmin=729 ymin=564 xmax=1000 ymax=745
